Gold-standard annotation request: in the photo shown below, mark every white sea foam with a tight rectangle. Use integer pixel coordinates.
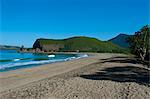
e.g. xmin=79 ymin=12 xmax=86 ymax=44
xmin=13 ymin=58 xmax=21 ymax=61
xmin=0 ymin=54 xmax=88 ymax=70
xmin=76 ymin=54 xmax=88 ymax=59
xmin=0 ymin=59 xmax=62 ymax=70
xmin=48 ymin=55 xmax=55 ymax=58
xmin=80 ymin=54 xmax=88 ymax=58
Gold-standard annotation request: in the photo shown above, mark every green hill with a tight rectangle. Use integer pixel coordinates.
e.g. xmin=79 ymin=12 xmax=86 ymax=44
xmin=109 ymin=34 xmax=132 ymax=48
xmin=33 ymin=36 xmax=128 ymax=53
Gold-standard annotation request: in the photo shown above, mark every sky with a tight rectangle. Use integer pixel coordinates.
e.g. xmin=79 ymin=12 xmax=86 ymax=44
xmin=0 ymin=0 xmax=149 ymax=47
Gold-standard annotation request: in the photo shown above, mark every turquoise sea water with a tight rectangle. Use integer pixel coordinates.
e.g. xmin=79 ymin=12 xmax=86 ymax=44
xmin=0 ymin=50 xmax=88 ymax=72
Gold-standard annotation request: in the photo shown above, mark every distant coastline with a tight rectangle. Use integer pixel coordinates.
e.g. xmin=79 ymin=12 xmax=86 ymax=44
xmin=0 ymin=45 xmax=20 ymax=50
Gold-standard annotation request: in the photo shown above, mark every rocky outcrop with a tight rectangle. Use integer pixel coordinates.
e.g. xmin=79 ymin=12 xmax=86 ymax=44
xmin=33 ymin=39 xmax=43 ymax=50
xmin=33 ymin=39 xmax=64 ymax=52
xmin=41 ymin=44 xmax=64 ymax=52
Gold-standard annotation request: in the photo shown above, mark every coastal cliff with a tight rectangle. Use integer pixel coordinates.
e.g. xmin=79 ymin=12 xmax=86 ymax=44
xmin=33 ymin=38 xmax=64 ymax=52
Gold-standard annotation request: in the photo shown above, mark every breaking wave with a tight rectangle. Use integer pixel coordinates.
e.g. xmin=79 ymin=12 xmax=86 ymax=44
xmin=0 ymin=54 xmax=88 ymax=71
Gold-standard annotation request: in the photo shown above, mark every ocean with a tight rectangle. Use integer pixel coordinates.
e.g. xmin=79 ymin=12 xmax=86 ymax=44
xmin=0 ymin=50 xmax=88 ymax=72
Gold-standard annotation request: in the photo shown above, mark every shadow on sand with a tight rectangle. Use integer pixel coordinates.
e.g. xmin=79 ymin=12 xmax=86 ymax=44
xmin=80 ymin=57 xmax=150 ymax=86
xmin=100 ymin=56 xmax=142 ymax=64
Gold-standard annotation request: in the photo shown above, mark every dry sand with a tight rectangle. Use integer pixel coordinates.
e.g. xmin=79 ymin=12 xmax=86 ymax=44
xmin=0 ymin=53 xmax=149 ymax=99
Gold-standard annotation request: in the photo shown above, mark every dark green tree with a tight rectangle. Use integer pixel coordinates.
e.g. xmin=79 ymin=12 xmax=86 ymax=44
xmin=20 ymin=45 xmax=24 ymax=51
xmin=128 ymin=25 xmax=150 ymax=61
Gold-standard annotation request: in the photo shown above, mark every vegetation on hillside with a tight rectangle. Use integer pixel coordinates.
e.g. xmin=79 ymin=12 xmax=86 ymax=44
xmin=33 ymin=36 xmax=128 ymax=53
xmin=109 ymin=34 xmax=131 ymax=48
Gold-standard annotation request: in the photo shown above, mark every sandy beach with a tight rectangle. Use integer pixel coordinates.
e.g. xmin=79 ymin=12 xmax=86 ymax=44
xmin=0 ymin=53 xmax=149 ymax=99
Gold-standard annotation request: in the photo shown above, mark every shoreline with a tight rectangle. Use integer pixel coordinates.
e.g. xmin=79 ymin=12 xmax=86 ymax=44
xmin=0 ymin=53 xmax=100 ymax=92
xmin=18 ymin=50 xmax=84 ymax=54
xmin=0 ymin=53 xmax=121 ymax=92
xmin=0 ymin=52 xmax=89 ymax=72
xmin=0 ymin=51 xmax=92 ymax=72
xmin=0 ymin=53 xmax=149 ymax=99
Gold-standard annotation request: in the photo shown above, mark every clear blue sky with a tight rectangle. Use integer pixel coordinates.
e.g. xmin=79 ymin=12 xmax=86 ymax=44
xmin=0 ymin=0 xmax=149 ymax=47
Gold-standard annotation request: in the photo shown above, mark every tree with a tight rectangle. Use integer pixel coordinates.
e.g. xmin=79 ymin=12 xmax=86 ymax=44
xmin=20 ymin=45 xmax=24 ymax=51
xmin=128 ymin=25 xmax=150 ymax=61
